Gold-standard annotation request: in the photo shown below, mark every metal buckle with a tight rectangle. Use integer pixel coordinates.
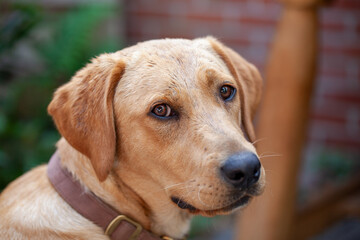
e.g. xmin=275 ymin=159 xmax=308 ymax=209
xmin=162 ymin=236 xmax=186 ymax=240
xmin=161 ymin=236 xmax=174 ymax=240
xmin=105 ymin=215 xmax=143 ymax=240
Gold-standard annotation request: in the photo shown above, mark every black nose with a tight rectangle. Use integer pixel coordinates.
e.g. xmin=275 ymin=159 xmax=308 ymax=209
xmin=220 ymin=152 xmax=261 ymax=188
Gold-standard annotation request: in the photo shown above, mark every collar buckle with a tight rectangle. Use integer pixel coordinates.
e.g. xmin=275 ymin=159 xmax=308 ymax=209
xmin=105 ymin=215 xmax=143 ymax=240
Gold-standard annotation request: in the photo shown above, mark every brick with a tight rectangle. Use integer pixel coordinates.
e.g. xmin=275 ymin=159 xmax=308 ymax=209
xmin=315 ymin=75 xmax=360 ymax=98
xmin=323 ymin=94 xmax=360 ymax=104
xmin=318 ymin=52 xmax=356 ymax=76
xmin=324 ymin=138 xmax=360 ymax=150
xmin=239 ymin=17 xmax=277 ymax=26
xmin=186 ymin=0 xmax=225 ymax=18
xmin=310 ymin=114 xmax=346 ymax=125
xmin=186 ymin=14 xmax=224 ymax=22
xmin=333 ymin=0 xmax=360 ymax=9
xmin=320 ymin=21 xmax=345 ymax=31
xmin=308 ymin=120 xmax=360 ymax=148
xmin=311 ymin=98 xmax=348 ymax=119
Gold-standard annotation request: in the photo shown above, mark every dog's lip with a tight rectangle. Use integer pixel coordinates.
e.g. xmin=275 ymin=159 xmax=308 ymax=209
xmin=171 ymin=196 xmax=197 ymax=211
xmin=171 ymin=195 xmax=251 ymax=216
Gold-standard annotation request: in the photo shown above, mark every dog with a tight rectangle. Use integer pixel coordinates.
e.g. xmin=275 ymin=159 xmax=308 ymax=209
xmin=0 ymin=37 xmax=265 ymax=240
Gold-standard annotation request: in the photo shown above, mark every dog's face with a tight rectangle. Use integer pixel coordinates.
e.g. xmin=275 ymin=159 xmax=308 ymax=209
xmin=48 ymin=37 xmax=264 ymax=219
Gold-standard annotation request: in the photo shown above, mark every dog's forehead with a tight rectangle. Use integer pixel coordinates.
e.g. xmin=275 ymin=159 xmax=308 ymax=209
xmin=120 ymin=38 xmax=231 ymax=88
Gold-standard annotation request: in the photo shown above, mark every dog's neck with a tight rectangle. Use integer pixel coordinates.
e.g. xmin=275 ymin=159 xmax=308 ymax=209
xmin=56 ymin=138 xmax=192 ymax=239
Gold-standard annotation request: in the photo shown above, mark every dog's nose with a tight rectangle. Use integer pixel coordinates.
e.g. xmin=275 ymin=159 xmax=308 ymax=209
xmin=220 ymin=152 xmax=261 ymax=189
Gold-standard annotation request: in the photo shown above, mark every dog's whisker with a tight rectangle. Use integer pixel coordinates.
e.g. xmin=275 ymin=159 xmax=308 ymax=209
xmin=163 ymin=183 xmax=185 ymax=191
xmin=264 ymin=168 xmax=276 ymax=175
xmin=259 ymin=154 xmax=282 ymax=159
xmin=163 ymin=180 xmax=193 ymax=190
xmin=258 ymin=151 xmax=282 ymax=160
xmin=178 ymin=184 xmax=195 ymax=200
xmin=197 ymin=185 xmax=211 ymax=208
xmin=172 ymin=186 xmax=193 ymax=192
xmin=251 ymin=138 xmax=267 ymax=145
xmin=259 ymin=151 xmax=280 ymax=157
xmin=183 ymin=187 xmax=193 ymax=200
xmin=210 ymin=189 xmax=218 ymax=209
xmin=197 ymin=188 xmax=202 ymax=206
xmin=163 ymin=178 xmax=197 ymax=189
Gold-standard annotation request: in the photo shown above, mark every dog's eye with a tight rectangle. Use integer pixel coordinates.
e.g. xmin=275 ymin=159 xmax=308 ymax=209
xmin=152 ymin=104 xmax=173 ymax=118
xmin=220 ymin=85 xmax=236 ymax=101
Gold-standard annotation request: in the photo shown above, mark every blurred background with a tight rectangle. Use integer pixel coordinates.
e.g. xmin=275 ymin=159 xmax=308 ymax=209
xmin=0 ymin=0 xmax=359 ymax=239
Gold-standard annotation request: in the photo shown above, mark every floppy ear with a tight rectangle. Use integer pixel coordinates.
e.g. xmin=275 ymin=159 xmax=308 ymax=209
xmin=48 ymin=55 xmax=125 ymax=181
xmin=208 ymin=37 xmax=263 ymax=142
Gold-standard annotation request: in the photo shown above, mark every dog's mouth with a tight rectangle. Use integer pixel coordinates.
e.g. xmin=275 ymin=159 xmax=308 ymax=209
xmin=171 ymin=195 xmax=251 ymax=217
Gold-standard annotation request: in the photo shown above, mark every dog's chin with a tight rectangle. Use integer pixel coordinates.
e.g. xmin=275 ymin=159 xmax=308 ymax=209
xmin=171 ymin=195 xmax=251 ymax=217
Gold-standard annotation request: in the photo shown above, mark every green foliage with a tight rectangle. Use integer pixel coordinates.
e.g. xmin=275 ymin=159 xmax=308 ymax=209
xmin=40 ymin=4 xmax=119 ymax=79
xmin=313 ymin=149 xmax=356 ymax=182
xmin=0 ymin=2 xmax=123 ymax=190
xmin=189 ymin=216 xmax=217 ymax=236
xmin=0 ymin=4 xmax=42 ymax=54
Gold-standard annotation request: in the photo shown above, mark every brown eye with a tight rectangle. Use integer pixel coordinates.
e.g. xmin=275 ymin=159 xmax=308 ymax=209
xmin=152 ymin=104 xmax=172 ymax=118
xmin=220 ymin=85 xmax=235 ymax=101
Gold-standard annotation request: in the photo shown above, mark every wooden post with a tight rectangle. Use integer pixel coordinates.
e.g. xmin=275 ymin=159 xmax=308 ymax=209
xmin=235 ymin=1 xmax=325 ymax=239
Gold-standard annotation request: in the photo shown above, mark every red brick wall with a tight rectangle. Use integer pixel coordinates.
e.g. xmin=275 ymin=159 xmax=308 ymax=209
xmin=309 ymin=0 xmax=360 ymax=151
xmin=124 ymin=0 xmax=360 ymax=152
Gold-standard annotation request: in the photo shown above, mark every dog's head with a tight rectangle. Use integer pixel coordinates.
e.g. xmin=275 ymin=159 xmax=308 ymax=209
xmin=48 ymin=37 xmax=264 ymax=219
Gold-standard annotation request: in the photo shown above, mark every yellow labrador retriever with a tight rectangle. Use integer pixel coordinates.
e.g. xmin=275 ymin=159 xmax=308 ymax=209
xmin=0 ymin=37 xmax=265 ymax=240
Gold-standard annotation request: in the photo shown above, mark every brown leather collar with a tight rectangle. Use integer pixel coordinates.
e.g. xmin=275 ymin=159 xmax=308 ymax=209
xmin=47 ymin=151 xmax=167 ymax=240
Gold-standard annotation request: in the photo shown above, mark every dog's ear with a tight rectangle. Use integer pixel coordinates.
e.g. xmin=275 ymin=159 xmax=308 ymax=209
xmin=48 ymin=56 xmax=125 ymax=181
xmin=208 ymin=37 xmax=263 ymax=142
